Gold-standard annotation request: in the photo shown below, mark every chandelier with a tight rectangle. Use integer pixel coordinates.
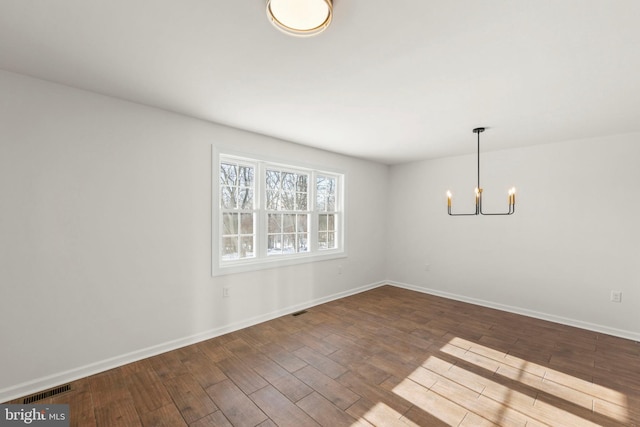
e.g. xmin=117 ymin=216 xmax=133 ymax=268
xmin=447 ymin=128 xmax=516 ymax=216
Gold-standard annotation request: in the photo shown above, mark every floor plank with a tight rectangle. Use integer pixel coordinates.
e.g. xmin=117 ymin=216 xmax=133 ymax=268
xmin=250 ymin=385 xmax=320 ymax=427
xmin=162 ymin=374 xmax=218 ymax=424
xmin=296 ymin=391 xmax=359 ymax=426
xmin=205 ymin=379 xmax=267 ymax=426
xmin=294 ymin=365 xmax=361 ymax=410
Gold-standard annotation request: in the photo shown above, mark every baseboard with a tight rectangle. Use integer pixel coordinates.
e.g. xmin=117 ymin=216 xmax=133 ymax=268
xmin=387 ymin=280 xmax=640 ymax=342
xmin=0 ymin=280 xmax=386 ymax=403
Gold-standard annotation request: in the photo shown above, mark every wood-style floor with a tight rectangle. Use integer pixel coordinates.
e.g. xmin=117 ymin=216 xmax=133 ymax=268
xmin=8 ymin=285 xmax=640 ymax=426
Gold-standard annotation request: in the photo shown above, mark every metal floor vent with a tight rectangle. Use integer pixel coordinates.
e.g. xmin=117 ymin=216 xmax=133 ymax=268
xmin=292 ymin=310 xmax=308 ymax=317
xmin=23 ymin=384 xmax=71 ymax=404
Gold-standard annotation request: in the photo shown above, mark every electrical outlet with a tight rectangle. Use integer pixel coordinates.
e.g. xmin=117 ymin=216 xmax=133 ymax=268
xmin=610 ymin=290 xmax=622 ymax=303
xmin=425 ymin=264 xmax=431 ymax=271
xmin=338 ymin=265 xmax=342 ymax=275
xmin=223 ymin=287 xmax=230 ymax=298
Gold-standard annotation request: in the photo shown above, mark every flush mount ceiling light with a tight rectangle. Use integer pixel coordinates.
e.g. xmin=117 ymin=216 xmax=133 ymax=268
xmin=447 ymin=128 xmax=516 ymax=216
xmin=266 ymin=0 xmax=333 ymax=37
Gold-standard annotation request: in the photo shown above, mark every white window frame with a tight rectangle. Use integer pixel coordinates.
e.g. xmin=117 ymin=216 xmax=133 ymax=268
xmin=213 ymin=148 xmax=346 ymax=276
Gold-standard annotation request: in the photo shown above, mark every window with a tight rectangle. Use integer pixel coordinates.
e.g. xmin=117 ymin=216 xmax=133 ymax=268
xmin=265 ymin=168 xmax=310 ymax=255
xmin=214 ymin=151 xmax=345 ymax=275
xmin=316 ymin=174 xmax=338 ymax=250
xmin=219 ymin=160 xmax=256 ymax=261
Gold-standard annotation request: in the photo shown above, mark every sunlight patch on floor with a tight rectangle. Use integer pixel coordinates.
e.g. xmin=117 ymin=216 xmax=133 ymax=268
xmin=392 ymin=377 xmax=466 ymax=425
xmin=388 ymin=336 xmax=631 ymax=426
xmin=447 ymin=336 xmax=629 ymax=410
xmin=354 ymin=401 xmax=417 ymax=427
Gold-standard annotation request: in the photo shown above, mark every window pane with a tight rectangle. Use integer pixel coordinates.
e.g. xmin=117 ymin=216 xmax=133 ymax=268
xmin=318 ymin=232 xmax=327 ymax=249
xmin=327 ymin=232 xmax=336 ymax=249
xmin=266 ymin=190 xmax=279 ymax=210
xmin=240 ymin=236 xmax=254 ymax=258
xmin=266 ymin=170 xmax=279 ymax=190
xmin=297 ymin=175 xmax=308 ymax=192
xmin=219 ymin=166 xmax=228 ymax=186
xmin=268 ymin=235 xmax=282 ymax=254
xmin=327 ymin=214 xmax=335 ymax=231
xmin=298 ymin=233 xmax=309 ymax=252
xmin=325 ymin=176 xmax=337 ymax=194
xmin=222 ymin=163 xmax=238 ymax=185
xmin=221 ymin=186 xmax=235 ymax=209
xmin=282 ymin=172 xmax=295 ymax=192
xmin=296 ymin=192 xmax=307 ymax=210
xmin=222 ymin=237 xmax=238 ymax=259
xmin=319 ymin=214 xmax=327 ymax=231
xmin=316 ymin=193 xmax=326 ymax=211
xmin=221 ymin=162 xmax=255 ymax=211
xmin=220 ymin=163 xmax=238 ymax=185
xmin=282 ymin=191 xmax=295 ymax=210
xmin=237 ymin=189 xmax=253 ymax=210
xmin=283 ymin=214 xmax=296 ymax=232
xmin=239 ymin=166 xmax=254 ymax=187
xmin=268 ymin=214 xmax=282 ymax=233
xmin=223 ymin=213 xmax=238 ymax=234
xmin=297 ymin=214 xmax=308 ymax=232
xmin=240 ymin=213 xmax=253 ymax=234
xmin=316 ymin=175 xmax=336 ymax=212
xmin=266 ymin=169 xmax=309 ymax=213
xmin=283 ymin=234 xmax=296 ymax=253
xmin=327 ymin=195 xmax=336 ymax=211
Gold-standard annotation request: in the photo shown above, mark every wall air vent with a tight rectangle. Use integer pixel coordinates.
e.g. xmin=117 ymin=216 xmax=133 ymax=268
xmin=22 ymin=384 xmax=71 ymax=404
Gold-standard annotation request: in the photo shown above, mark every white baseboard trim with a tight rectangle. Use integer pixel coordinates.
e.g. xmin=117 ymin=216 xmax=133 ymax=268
xmin=387 ymin=280 xmax=640 ymax=342
xmin=1 ymin=280 xmax=386 ymax=403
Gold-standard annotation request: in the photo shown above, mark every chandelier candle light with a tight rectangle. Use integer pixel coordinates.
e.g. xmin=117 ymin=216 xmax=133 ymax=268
xmin=447 ymin=128 xmax=516 ymax=216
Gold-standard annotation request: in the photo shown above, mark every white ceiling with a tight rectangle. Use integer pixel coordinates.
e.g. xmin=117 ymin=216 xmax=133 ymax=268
xmin=1 ymin=1 xmax=640 ymax=164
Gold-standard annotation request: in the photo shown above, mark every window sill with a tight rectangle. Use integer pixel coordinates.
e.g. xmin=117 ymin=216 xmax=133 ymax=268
xmin=212 ymin=250 xmax=347 ymax=276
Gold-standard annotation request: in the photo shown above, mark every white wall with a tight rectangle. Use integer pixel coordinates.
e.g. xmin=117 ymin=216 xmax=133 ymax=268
xmin=0 ymin=70 xmax=389 ymax=401
xmin=387 ymin=133 xmax=640 ymax=340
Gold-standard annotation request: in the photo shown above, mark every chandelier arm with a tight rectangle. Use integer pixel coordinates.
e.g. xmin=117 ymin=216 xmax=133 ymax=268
xmin=447 ymin=194 xmax=480 ymax=216
xmin=478 ymin=193 xmax=515 ymax=215
xmin=447 ymin=189 xmax=480 ymax=216
xmin=448 ymin=210 xmax=478 ymax=216
xmin=480 ymin=211 xmax=514 ymax=216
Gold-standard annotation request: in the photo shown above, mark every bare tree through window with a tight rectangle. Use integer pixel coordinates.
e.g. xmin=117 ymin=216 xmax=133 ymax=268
xmin=220 ymin=162 xmax=255 ymax=260
xmin=266 ymin=169 xmax=309 ymax=255
xmin=317 ymin=175 xmax=338 ymax=249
